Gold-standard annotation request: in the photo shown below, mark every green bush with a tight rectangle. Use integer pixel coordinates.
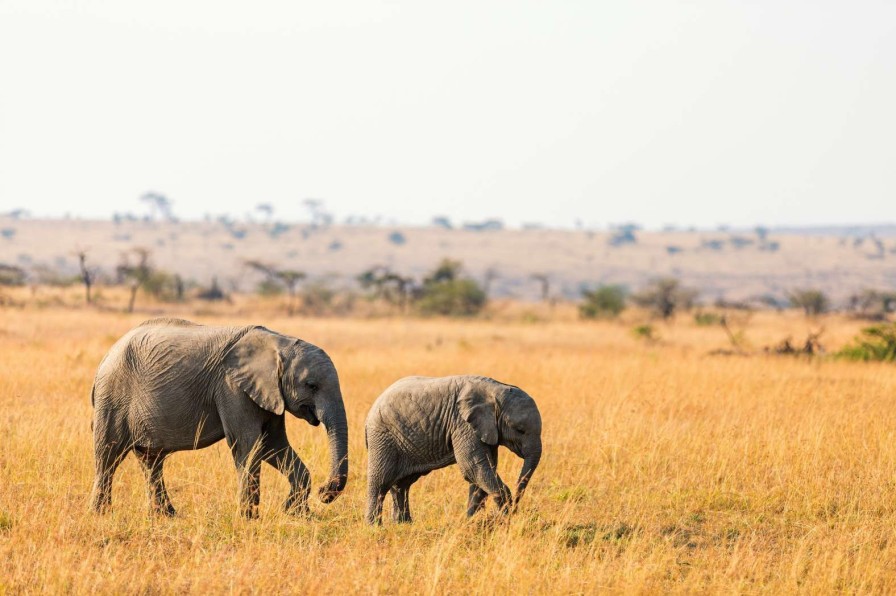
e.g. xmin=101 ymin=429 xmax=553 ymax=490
xmin=0 ymin=264 xmax=26 ymax=286
xmin=849 ymin=289 xmax=896 ymax=320
xmin=837 ymin=324 xmax=896 ymax=362
xmin=257 ymin=279 xmax=285 ymax=297
xmin=140 ymin=270 xmax=182 ymax=301
xmin=413 ymin=258 xmax=487 ymax=317
xmin=632 ymin=324 xmax=658 ymax=342
xmin=580 ymin=285 xmax=626 ymax=319
xmin=631 ymin=278 xmax=698 ymax=320
xmin=694 ymin=311 xmax=723 ymax=326
xmin=417 ymin=278 xmax=486 ymax=316
xmin=788 ymin=289 xmax=829 ymax=317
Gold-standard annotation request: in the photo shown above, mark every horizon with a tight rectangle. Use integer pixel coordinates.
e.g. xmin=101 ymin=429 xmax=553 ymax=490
xmin=3 ymin=207 xmax=895 ymax=235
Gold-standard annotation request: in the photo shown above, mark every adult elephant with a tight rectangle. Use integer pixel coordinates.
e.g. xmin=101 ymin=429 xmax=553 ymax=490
xmin=365 ymin=375 xmax=542 ymax=524
xmin=90 ymin=318 xmax=348 ymax=518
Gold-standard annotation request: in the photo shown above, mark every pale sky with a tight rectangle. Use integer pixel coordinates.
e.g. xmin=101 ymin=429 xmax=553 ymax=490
xmin=1 ymin=1 xmax=894 ymax=229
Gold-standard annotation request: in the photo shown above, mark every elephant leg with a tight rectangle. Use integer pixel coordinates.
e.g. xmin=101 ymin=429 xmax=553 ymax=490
xmin=456 ymin=441 xmax=511 ymax=514
xmin=365 ymin=464 xmax=393 ymax=525
xmin=466 ymin=484 xmax=489 ymax=517
xmin=90 ymin=414 xmax=131 ymax=514
xmin=390 ymin=474 xmax=420 ymax=523
xmin=227 ymin=433 xmax=264 ymax=519
xmin=134 ymin=447 xmax=176 ymax=516
xmin=366 ymin=469 xmax=391 ymax=525
xmin=261 ymin=417 xmax=311 ymax=514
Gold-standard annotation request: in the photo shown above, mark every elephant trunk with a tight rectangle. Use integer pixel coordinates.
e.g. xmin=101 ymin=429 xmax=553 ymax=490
xmin=514 ymin=443 xmax=541 ymax=510
xmin=317 ymin=402 xmax=348 ymax=503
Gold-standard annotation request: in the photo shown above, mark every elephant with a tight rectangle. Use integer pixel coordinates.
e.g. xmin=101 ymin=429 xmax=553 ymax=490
xmin=365 ymin=375 xmax=542 ymax=524
xmin=89 ymin=318 xmax=348 ymax=518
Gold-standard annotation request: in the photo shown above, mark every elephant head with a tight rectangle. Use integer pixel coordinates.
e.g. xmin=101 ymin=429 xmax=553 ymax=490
xmin=224 ymin=327 xmax=348 ymax=502
xmin=459 ymin=379 xmax=542 ymax=507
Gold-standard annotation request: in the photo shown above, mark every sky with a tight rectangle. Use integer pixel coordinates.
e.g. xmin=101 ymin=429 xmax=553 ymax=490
xmin=0 ymin=1 xmax=894 ymax=229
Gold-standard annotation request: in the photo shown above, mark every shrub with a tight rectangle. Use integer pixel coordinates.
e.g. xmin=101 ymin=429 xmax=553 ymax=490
xmin=631 ymin=278 xmax=698 ymax=320
xmin=357 ymin=266 xmax=413 ymax=310
xmin=0 ymin=264 xmax=26 ymax=286
xmin=417 ymin=279 xmax=486 ymax=316
xmin=140 ymin=270 xmax=182 ymax=301
xmin=416 ymin=259 xmax=486 ymax=316
xmin=837 ymin=324 xmax=896 ymax=362
xmin=257 ymin=279 xmax=285 ymax=297
xmin=268 ymin=222 xmax=290 ymax=239
xmin=608 ymin=228 xmax=637 ymax=247
xmin=788 ymin=289 xmax=829 ymax=317
xmin=632 ymin=324 xmax=658 ymax=342
xmin=196 ymin=278 xmax=227 ymax=301
xmin=580 ymin=285 xmax=626 ymax=319
xmin=848 ymin=289 xmax=896 ymax=321
xmin=431 ymin=216 xmax=453 ymax=229
xmin=694 ymin=311 xmax=722 ymax=326
xmin=31 ymin=265 xmax=79 ymax=287
xmin=301 ymin=282 xmax=337 ymax=315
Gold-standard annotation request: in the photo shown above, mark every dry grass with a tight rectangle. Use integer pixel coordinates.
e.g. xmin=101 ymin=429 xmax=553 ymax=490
xmin=1 ymin=302 xmax=896 ymax=593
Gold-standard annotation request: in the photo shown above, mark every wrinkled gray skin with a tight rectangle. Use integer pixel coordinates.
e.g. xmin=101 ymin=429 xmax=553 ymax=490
xmin=365 ymin=375 xmax=542 ymax=525
xmin=90 ymin=318 xmax=348 ymax=518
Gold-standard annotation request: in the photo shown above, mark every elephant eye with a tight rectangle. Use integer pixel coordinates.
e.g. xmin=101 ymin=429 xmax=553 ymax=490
xmin=514 ymin=425 xmax=526 ymax=435
xmin=305 ymin=381 xmax=318 ymax=391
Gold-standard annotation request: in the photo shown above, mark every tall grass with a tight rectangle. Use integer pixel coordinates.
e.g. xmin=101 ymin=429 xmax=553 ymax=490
xmin=1 ymin=306 xmax=895 ymax=593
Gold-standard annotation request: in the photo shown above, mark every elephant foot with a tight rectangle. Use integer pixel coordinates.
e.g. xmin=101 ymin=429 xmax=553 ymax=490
xmin=91 ymin=501 xmax=112 ymax=515
xmin=495 ymin=486 xmax=513 ymax=514
xmin=151 ymin=503 xmax=177 ymax=517
xmin=240 ymin=504 xmax=259 ymax=520
xmin=90 ymin=491 xmax=112 ymax=514
xmin=283 ymin=497 xmax=310 ymax=516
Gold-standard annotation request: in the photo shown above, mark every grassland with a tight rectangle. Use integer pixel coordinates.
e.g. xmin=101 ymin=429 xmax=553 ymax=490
xmin=2 ymin=298 xmax=896 ymax=593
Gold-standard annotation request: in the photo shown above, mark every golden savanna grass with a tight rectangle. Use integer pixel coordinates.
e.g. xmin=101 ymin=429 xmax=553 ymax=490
xmin=2 ymin=299 xmax=896 ymax=593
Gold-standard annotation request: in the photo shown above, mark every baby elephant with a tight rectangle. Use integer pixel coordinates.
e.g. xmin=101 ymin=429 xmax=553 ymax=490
xmin=365 ymin=375 xmax=542 ymax=524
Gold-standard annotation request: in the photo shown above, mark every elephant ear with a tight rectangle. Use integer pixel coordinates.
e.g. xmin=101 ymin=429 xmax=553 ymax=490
xmin=223 ymin=327 xmax=285 ymax=415
xmin=456 ymin=380 xmax=499 ymax=445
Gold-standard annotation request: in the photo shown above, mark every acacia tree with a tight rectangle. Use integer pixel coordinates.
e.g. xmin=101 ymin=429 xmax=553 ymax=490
xmin=530 ymin=273 xmax=550 ymax=302
xmin=140 ymin=192 xmax=175 ymax=221
xmin=246 ymin=260 xmax=306 ymax=315
xmin=631 ymin=277 xmax=698 ymax=320
xmin=254 ymin=203 xmax=274 ymax=222
xmin=788 ymin=289 xmax=829 ymax=317
xmin=116 ymin=248 xmax=152 ymax=313
xmin=74 ymin=249 xmax=94 ymax=304
xmin=483 ymin=267 xmax=499 ymax=297
xmin=357 ymin=266 xmax=415 ymax=312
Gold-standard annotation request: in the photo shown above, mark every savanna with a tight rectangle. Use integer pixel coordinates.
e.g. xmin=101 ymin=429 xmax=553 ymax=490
xmin=2 ymin=293 xmax=896 ymax=593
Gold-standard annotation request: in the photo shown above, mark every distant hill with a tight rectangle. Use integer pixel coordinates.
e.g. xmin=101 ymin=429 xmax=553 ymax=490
xmin=1 ymin=218 xmax=895 ymax=304
xmin=769 ymin=224 xmax=896 ymax=237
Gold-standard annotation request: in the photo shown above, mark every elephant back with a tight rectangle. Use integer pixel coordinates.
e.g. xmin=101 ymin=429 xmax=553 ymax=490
xmin=137 ymin=317 xmax=199 ymax=328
